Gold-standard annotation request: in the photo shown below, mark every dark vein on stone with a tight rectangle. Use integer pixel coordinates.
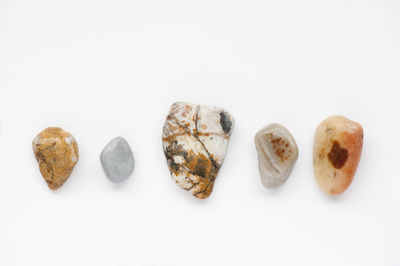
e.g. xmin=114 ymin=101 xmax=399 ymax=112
xmin=169 ymin=115 xmax=193 ymax=137
xmin=165 ymin=107 xmax=222 ymax=197
xmin=194 ymin=106 xmax=220 ymax=170
xmin=168 ymin=112 xmax=220 ymax=171
xmin=192 ymin=180 xmax=212 ymax=197
xmin=181 ymin=164 xmax=204 ymax=178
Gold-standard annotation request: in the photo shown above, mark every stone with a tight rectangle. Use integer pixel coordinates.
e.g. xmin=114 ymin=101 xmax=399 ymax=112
xmin=100 ymin=137 xmax=135 ymax=183
xmin=313 ymin=115 xmax=363 ymax=195
xmin=255 ymin=123 xmax=298 ymax=189
xmin=32 ymin=127 xmax=79 ymax=190
xmin=162 ymin=102 xmax=235 ymax=199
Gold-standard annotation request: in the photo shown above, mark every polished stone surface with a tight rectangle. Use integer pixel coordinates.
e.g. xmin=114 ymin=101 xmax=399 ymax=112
xmin=162 ymin=102 xmax=234 ymax=199
xmin=32 ymin=127 xmax=79 ymax=190
xmin=100 ymin=137 xmax=134 ymax=183
xmin=313 ymin=115 xmax=363 ymax=195
xmin=255 ymin=123 xmax=298 ymax=189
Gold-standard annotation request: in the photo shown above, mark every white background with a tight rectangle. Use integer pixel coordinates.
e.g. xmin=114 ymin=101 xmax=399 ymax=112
xmin=0 ymin=0 xmax=400 ymax=265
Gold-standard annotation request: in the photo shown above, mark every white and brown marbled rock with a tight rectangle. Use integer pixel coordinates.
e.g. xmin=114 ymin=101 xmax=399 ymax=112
xmin=162 ymin=102 xmax=234 ymax=199
xmin=32 ymin=127 xmax=79 ymax=190
xmin=255 ymin=123 xmax=298 ymax=189
xmin=313 ymin=115 xmax=363 ymax=195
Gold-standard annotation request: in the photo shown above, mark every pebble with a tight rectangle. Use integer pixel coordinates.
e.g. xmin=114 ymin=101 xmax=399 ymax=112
xmin=313 ymin=115 xmax=363 ymax=195
xmin=162 ymin=102 xmax=234 ymax=199
xmin=100 ymin=137 xmax=135 ymax=183
xmin=255 ymin=123 xmax=298 ymax=188
xmin=32 ymin=127 xmax=79 ymax=190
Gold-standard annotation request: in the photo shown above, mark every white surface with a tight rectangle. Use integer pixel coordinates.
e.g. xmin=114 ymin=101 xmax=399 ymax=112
xmin=0 ymin=0 xmax=399 ymax=265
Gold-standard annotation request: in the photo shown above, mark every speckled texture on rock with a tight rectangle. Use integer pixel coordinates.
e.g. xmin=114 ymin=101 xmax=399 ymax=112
xmin=255 ymin=123 xmax=298 ymax=189
xmin=32 ymin=127 xmax=79 ymax=190
xmin=313 ymin=115 xmax=363 ymax=195
xmin=100 ymin=137 xmax=135 ymax=183
xmin=162 ymin=102 xmax=235 ymax=199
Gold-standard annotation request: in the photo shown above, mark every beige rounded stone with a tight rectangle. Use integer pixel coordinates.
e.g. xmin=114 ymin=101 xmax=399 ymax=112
xmin=313 ymin=115 xmax=363 ymax=195
xmin=255 ymin=123 xmax=298 ymax=189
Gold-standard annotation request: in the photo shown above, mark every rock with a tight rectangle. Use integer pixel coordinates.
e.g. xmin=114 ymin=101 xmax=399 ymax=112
xmin=162 ymin=102 xmax=235 ymax=199
xmin=100 ymin=137 xmax=135 ymax=183
xmin=313 ymin=115 xmax=363 ymax=195
xmin=32 ymin=127 xmax=79 ymax=190
xmin=255 ymin=123 xmax=298 ymax=189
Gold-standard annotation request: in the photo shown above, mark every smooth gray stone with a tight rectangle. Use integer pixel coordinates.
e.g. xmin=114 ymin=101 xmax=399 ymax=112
xmin=100 ymin=137 xmax=135 ymax=183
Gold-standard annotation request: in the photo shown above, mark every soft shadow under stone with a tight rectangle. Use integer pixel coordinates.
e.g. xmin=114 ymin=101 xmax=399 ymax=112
xmin=100 ymin=137 xmax=135 ymax=183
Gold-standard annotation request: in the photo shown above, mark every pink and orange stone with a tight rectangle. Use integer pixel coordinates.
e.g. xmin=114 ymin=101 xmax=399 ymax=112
xmin=313 ymin=115 xmax=363 ymax=195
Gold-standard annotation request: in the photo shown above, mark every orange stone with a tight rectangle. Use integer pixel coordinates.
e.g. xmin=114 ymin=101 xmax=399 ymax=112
xmin=32 ymin=127 xmax=79 ymax=190
xmin=313 ymin=116 xmax=363 ymax=195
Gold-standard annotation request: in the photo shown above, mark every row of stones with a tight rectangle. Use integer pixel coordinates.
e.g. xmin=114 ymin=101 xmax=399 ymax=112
xmin=255 ymin=116 xmax=363 ymax=195
xmin=33 ymin=129 xmax=135 ymax=188
xmin=32 ymin=101 xmax=363 ymax=199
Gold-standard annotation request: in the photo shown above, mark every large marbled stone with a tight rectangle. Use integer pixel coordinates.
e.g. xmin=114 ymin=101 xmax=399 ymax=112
xmin=255 ymin=123 xmax=298 ymax=189
xmin=162 ymin=102 xmax=235 ymax=199
xmin=32 ymin=127 xmax=79 ymax=190
xmin=100 ymin=137 xmax=135 ymax=183
xmin=313 ymin=115 xmax=363 ymax=195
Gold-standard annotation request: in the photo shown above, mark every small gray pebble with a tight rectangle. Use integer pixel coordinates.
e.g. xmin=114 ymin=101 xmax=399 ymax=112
xmin=100 ymin=137 xmax=135 ymax=183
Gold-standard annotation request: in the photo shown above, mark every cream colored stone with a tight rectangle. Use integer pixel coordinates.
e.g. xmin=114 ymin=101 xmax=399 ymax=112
xmin=162 ymin=102 xmax=234 ymax=199
xmin=313 ymin=115 xmax=363 ymax=195
xmin=255 ymin=123 xmax=298 ymax=188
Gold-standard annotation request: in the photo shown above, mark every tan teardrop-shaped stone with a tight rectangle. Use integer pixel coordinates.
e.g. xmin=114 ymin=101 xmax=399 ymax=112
xmin=32 ymin=127 xmax=79 ymax=190
xmin=313 ymin=115 xmax=363 ymax=195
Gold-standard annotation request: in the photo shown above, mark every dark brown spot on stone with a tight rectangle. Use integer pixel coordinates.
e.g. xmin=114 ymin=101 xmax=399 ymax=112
xmin=328 ymin=141 xmax=348 ymax=169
